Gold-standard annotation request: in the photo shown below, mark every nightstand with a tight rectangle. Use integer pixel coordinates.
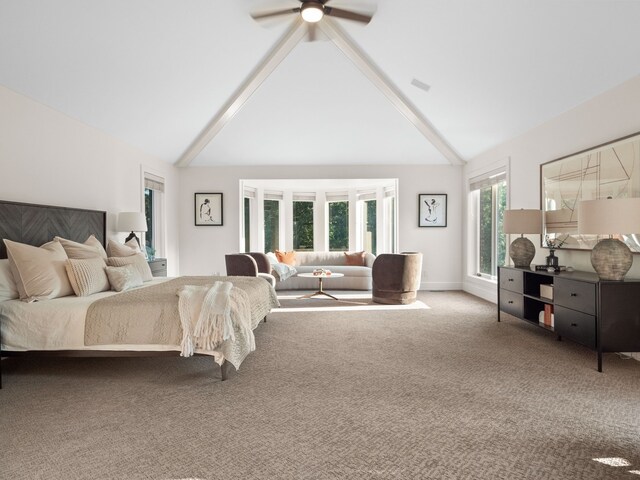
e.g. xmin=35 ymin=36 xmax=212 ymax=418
xmin=148 ymin=258 xmax=167 ymax=277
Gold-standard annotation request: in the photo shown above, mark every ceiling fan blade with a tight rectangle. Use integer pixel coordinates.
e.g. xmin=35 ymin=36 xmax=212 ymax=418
xmin=324 ymin=6 xmax=372 ymax=24
xmin=251 ymin=7 xmax=300 ymax=21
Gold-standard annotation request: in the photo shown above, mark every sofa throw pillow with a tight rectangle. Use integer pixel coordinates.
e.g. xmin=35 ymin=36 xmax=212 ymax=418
xmin=65 ymin=257 xmax=110 ymax=297
xmin=107 ymin=254 xmax=153 ymax=282
xmin=106 ymin=239 xmax=141 ymax=258
xmin=275 ymin=250 xmax=296 ymax=266
xmin=266 ymin=252 xmax=279 ymax=265
xmin=105 ymin=264 xmax=143 ymax=292
xmin=4 ymin=239 xmax=74 ymax=302
xmin=344 ymin=251 xmax=366 ymax=266
xmin=55 ymin=235 xmax=108 ymax=260
xmin=0 ymin=259 xmax=19 ymax=302
xmin=271 ymin=262 xmax=297 ymax=282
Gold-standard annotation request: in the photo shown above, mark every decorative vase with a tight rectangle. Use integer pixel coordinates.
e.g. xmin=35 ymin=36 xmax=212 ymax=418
xmin=546 ymin=249 xmax=559 ymax=268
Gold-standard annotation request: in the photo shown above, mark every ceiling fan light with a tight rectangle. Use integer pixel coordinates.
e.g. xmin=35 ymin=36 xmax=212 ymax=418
xmin=301 ymin=4 xmax=324 ymax=23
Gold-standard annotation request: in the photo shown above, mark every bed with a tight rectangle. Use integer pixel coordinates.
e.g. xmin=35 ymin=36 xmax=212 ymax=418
xmin=0 ymin=200 xmax=279 ymax=386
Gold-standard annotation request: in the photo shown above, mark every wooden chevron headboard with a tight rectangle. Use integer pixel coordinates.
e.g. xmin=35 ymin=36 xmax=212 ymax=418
xmin=0 ymin=200 xmax=107 ymax=259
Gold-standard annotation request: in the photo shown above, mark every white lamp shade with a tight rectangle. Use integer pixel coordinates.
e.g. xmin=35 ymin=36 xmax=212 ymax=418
xmin=503 ymin=209 xmax=542 ymax=234
xmin=578 ymin=198 xmax=640 ymax=234
xmin=117 ymin=212 xmax=148 ymax=232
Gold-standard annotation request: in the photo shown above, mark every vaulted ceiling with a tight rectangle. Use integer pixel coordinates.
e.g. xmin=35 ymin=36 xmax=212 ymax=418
xmin=1 ymin=0 xmax=639 ymax=166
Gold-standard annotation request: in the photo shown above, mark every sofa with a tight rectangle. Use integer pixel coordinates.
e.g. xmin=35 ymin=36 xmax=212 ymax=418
xmin=274 ymin=251 xmax=375 ymax=291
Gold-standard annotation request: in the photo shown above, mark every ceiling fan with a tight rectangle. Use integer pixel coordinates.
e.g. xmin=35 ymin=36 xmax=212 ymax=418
xmin=251 ymin=0 xmax=373 ymax=26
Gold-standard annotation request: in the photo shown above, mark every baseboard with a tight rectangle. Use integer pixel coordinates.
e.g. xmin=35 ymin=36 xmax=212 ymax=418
xmin=463 ymin=277 xmax=497 ymax=303
xmin=420 ymin=282 xmax=462 ymax=291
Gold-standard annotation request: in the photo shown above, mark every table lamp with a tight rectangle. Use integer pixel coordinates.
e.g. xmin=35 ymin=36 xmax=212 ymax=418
xmin=503 ymin=209 xmax=542 ymax=268
xmin=117 ymin=212 xmax=148 ymax=247
xmin=578 ymin=197 xmax=640 ymax=280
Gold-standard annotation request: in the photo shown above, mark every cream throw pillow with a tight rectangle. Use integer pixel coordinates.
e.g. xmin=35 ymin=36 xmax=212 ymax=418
xmin=55 ymin=235 xmax=108 ymax=260
xmin=4 ymin=239 xmax=74 ymax=302
xmin=65 ymin=257 xmax=110 ymax=296
xmin=0 ymin=259 xmax=19 ymax=302
xmin=107 ymin=254 xmax=153 ymax=282
xmin=105 ymin=264 xmax=143 ymax=292
xmin=106 ymin=239 xmax=140 ymax=258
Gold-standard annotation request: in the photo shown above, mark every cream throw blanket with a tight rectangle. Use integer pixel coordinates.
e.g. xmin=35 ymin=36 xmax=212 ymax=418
xmin=177 ymin=281 xmax=251 ymax=357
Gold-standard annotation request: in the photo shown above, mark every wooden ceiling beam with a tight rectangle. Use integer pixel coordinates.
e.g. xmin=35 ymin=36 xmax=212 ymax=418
xmin=319 ymin=19 xmax=465 ymax=166
xmin=175 ymin=18 xmax=307 ymax=167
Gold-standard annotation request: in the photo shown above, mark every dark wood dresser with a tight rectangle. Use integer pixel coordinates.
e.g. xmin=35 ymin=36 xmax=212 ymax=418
xmin=498 ymin=266 xmax=640 ymax=372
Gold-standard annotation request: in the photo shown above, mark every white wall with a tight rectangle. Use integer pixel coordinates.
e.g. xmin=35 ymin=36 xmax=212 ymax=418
xmin=463 ymin=75 xmax=640 ymax=302
xmin=0 ymin=85 xmax=180 ymax=275
xmin=179 ymin=165 xmax=463 ymax=290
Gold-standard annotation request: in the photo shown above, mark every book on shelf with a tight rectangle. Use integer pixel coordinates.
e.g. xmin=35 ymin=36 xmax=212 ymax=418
xmin=540 ymin=284 xmax=554 ymax=300
xmin=543 ymin=304 xmax=554 ymax=327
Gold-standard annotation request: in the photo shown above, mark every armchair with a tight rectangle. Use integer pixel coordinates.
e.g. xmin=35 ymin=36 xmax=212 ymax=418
xmin=225 ymin=253 xmax=276 ymax=288
xmin=372 ymin=252 xmax=423 ymax=305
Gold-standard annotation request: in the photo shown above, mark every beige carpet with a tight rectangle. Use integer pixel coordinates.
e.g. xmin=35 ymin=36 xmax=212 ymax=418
xmin=1 ymin=291 xmax=640 ymax=479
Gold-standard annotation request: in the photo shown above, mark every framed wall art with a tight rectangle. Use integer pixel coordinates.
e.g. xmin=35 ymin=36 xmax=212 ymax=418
xmin=194 ymin=193 xmax=223 ymax=226
xmin=419 ymin=193 xmax=447 ymax=227
xmin=541 ymin=131 xmax=640 ymax=251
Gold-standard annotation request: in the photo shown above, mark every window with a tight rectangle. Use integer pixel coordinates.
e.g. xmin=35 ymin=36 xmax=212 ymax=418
xmin=363 ymin=200 xmax=377 ymax=255
xmin=293 ymin=201 xmax=314 ymax=251
xmin=143 ymin=172 xmax=165 ymax=258
xmin=469 ymin=169 xmax=507 ymax=279
xmin=264 ymin=199 xmax=280 ymax=253
xmin=239 ymin=179 xmax=397 ymax=254
xmin=244 ymin=197 xmax=251 ymax=252
xmin=144 ymin=188 xmax=154 ymax=251
xmin=328 ymin=201 xmax=349 ymax=251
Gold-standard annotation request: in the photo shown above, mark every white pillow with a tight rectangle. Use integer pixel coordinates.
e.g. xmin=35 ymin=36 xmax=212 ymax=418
xmin=105 ymin=264 xmax=143 ymax=292
xmin=55 ymin=235 xmax=108 ymax=260
xmin=65 ymin=257 xmax=110 ymax=297
xmin=0 ymin=259 xmax=19 ymax=302
xmin=107 ymin=254 xmax=153 ymax=282
xmin=266 ymin=252 xmax=279 ymax=265
xmin=106 ymin=239 xmax=141 ymax=258
xmin=4 ymin=239 xmax=74 ymax=302
xmin=271 ymin=262 xmax=297 ymax=282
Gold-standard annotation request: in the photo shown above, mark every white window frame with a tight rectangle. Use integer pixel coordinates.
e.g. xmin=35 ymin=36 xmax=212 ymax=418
xmin=140 ymin=166 xmax=166 ymax=258
xmin=466 ymin=159 xmax=510 ymax=283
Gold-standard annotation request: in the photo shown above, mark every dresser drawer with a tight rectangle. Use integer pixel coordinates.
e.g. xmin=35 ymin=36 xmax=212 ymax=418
xmin=499 ymin=289 xmax=523 ymax=318
xmin=554 ymin=278 xmax=596 ymax=315
xmin=555 ymin=305 xmax=596 ymax=349
xmin=499 ymin=269 xmax=523 ymax=293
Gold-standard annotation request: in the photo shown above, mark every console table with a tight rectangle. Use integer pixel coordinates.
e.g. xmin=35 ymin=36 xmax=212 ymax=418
xmin=498 ymin=266 xmax=640 ymax=372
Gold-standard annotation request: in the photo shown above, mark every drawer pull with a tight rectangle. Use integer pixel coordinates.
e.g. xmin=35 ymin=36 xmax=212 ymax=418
xmin=508 ymin=301 xmax=514 ymax=304
xmin=571 ymin=323 xmax=578 ymax=327
xmin=508 ymin=278 xmax=514 ymax=282
xmin=570 ymin=293 xmax=577 ymax=297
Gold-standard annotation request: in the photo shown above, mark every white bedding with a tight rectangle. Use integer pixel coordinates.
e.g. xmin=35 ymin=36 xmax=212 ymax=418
xmin=0 ymin=278 xmax=213 ymax=356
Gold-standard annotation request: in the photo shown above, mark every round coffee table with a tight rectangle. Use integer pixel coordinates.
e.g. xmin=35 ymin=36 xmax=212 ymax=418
xmin=297 ymin=272 xmax=345 ymax=300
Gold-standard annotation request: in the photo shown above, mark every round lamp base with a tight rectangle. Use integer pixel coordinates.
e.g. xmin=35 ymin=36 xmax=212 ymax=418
xmin=509 ymin=237 xmax=535 ymax=268
xmin=591 ymin=238 xmax=632 ymax=281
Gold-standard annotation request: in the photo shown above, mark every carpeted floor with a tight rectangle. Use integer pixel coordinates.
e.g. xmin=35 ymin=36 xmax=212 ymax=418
xmin=1 ymin=290 xmax=640 ymax=479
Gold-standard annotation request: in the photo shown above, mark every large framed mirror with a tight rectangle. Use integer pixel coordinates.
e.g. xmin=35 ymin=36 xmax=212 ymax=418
xmin=540 ymin=131 xmax=640 ymax=252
